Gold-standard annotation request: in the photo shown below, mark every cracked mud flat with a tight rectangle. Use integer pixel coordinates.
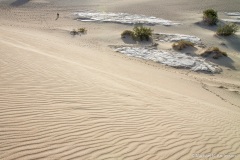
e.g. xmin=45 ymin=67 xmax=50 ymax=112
xmin=223 ymin=12 xmax=240 ymax=23
xmin=74 ymin=11 xmax=180 ymax=26
xmin=114 ymin=46 xmax=222 ymax=73
xmin=153 ymin=33 xmax=204 ymax=47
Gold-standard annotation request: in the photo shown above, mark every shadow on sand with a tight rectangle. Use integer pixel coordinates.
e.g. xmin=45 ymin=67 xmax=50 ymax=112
xmin=194 ymin=20 xmax=229 ymax=32
xmin=209 ymin=56 xmax=236 ymax=70
xmin=121 ymin=36 xmax=155 ymax=46
xmin=11 ymin=0 xmax=29 ymax=7
xmin=176 ymin=47 xmax=198 ymax=55
xmin=121 ymin=36 xmax=137 ymax=44
xmin=195 ymin=21 xmax=239 ymax=69
xmin=214 ymin=34 xmax=240 ymax=53
xmin=194 ymin=21 xmax=218 ymax=31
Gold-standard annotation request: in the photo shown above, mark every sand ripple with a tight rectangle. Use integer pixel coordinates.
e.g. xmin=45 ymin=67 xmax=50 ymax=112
xmin=0 ymin=28 xmax=240 ymax=160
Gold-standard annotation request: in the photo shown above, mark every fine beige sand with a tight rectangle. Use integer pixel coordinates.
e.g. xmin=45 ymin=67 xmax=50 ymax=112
xmin=0 ymin=0 xmax=240 ymax=159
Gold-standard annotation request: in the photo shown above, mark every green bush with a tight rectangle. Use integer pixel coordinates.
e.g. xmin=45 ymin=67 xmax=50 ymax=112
xmin=121 ymin=26 xmax=153 ymax=41
xmin=121 ymin=30 xmax=135 ymax=38
xmin=172 ymin=40 xmax=194 ymax=50
xmin=203 ymin=9 xmax=218 ymax=25
xmin=78 ymin=28 xmax=87 ymax=34
xmin=133 ymin=26 xmax=153 ymax=41
xmin=216 ymin=23 xmax=238 ymax=36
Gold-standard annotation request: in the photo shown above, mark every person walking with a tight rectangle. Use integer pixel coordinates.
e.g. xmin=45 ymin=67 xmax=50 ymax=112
xmin=56 ymin=13 xmax=59 ymax=20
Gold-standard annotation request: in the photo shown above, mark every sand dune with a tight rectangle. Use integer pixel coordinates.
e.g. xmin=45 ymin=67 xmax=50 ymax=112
xmin=0 ymin=0 xmax=240 ymax=159
xmin=1 ymin=25 xmax=240 ymax=160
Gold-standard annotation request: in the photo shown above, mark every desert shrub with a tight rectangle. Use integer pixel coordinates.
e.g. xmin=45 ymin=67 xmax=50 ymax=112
xmin=133 ymin=26 xmax=153 ymax=41
xmin=201 ymin=47 xmax=227 ymax=59
xmin=78 ymin=28 xmax=87 ymax=34
xmin=70 ymin=28 xmax=87 ymax=35
xmin=121 ymin=30 xmax=135 ymax=38
xmin=203 ymin=9 xmax=218 ymax=25
xmin=172 ymin=40 xmax=194 ymax=50
xmin=70 ymin=29 xmax=78 ymax=35
xmin=216 ymin=23 xmax=238 ymax=36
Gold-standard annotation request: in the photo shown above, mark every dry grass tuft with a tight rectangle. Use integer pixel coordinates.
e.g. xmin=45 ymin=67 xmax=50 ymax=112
xmin=200 ymin=47 xmax=227 ymax=59
xmin=172 ymin=40 xmax=194 ymax=50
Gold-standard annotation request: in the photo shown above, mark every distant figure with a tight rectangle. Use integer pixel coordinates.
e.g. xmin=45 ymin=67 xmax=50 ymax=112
xmin=56 ymin=13 xmax=59 ymax=20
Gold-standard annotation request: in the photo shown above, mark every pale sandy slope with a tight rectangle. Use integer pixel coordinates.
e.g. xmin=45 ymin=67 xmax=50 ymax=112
xmin=0 ymin=0 xmax=240 ymax=160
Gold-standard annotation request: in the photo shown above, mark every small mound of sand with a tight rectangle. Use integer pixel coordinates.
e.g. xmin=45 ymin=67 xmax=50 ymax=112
xmin=201 ymin=47 xmax=228 ymax=59
xmin=172 ymin=40 xmax=194 ymax=50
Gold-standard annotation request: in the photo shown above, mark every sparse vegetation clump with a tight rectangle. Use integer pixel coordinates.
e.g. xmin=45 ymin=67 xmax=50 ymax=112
xmin=121 ymin=26 xmax=153 ymax=41
xmin=203 ymin=9 xmax=218 ymax=25
xmin=121 ymin=30 xmax=135 ymax=38
xmin=70 ymin=27 xmax=87 ymax=35
xmin=201 ymin=47 xmax=227 ymax=59
xmin=216 ymin=23 xmax=238 ymax=36
xmin=133 ymin=26 xmax=153 ymax=41
xmin=172 ymin=40 xmax=194 ymax=50
xmin=70 ymin=29 xmax=78 ymax=35
xmin=78 ymin=28 xmax=87 ymax=34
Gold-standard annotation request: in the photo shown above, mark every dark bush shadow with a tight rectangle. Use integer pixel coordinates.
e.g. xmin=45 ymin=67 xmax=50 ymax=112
xmin=137 ymin=38 xmax=154 ymax=46
xmin=214 ymin=34 xmax=240 ymax=53
xmin=121 ymin=36 xmax=137 ymax=44
xmin=11 ymin=0 xmax=29 ymax=7
xmin=204 ymin=55 xmax=236 ymax=70
xmin=176 ymin=46 xmax=198 ymax=56
xmin=121 ymin=36 xmax=156 ymax=47
xmin=194 ymin=21 xmax=218 ymax=31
